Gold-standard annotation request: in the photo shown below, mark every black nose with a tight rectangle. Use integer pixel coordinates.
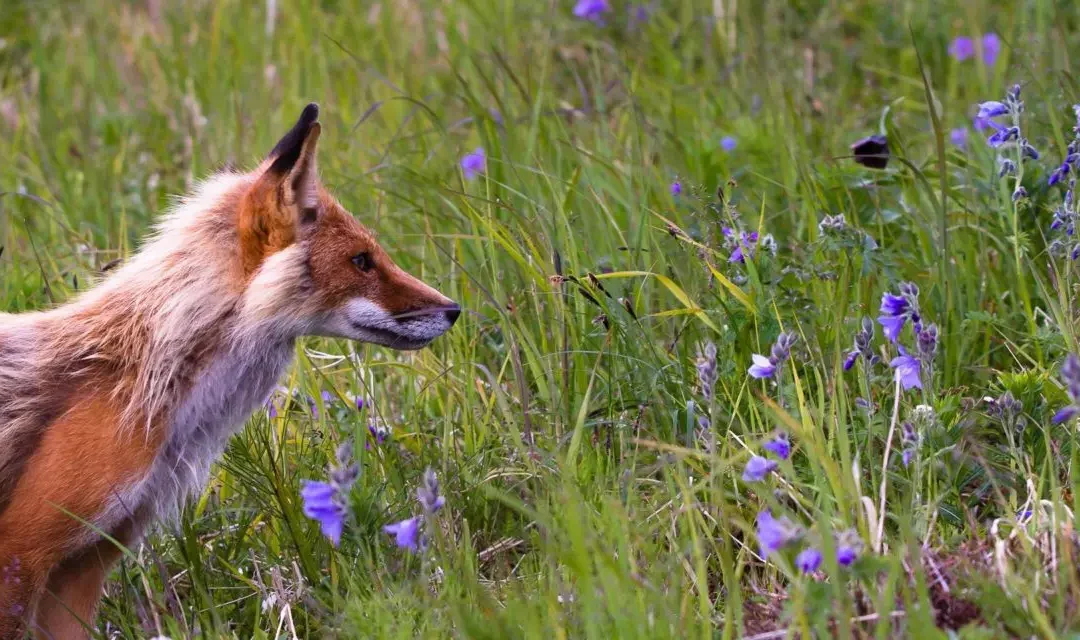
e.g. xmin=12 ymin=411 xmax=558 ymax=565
xmin=444 ymin=304 xmax=461 ymax=325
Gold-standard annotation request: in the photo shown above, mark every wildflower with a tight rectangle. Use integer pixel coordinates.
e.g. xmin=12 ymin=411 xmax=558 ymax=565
xmin=948 ymin=36 xmax=974 ymax=61
xmin=572 ymin=0 xmax=610 ymax=22
xmin=384 ymin=467 xmax=446 ymax=553
xmin=720 ymin=136 xmax=737 ymax=152
xmin=796 ymin=547 xmax=822 ymax=573
xmin=949 ymin=127 xmax=969 ymax=149
xmin=818 ymin=213 xmax=846 ymax=235
xmin=368 ymin=420 xmax=390 ymax=447
xmin=756 ymin=511 xmax=801 ymax=556
xmin=696 ymin=342 xmax=718 ymax=402
xmin=2 ymin=557 xmax=20 ymax=585
xmin=417 ymin=467 xmax=446 ymax=515
xmin=748 ymin=354 xmax=776 ymax=379
xmin=981 ymin=33 xmax=1001 ymax=66
xmin=890 ymin=347 xmax=922 ymax=391
xmin=977 ymin=101 xmax=1009 ymax=119
xmin=742 ymin=455 xmax=778 ymax=482
xmin=748 ymin=331 xmax=797 ymax=379
xmin=1053 ymin=354 xmax=1080 ymax=424
xmin=844 ymin=317 xmax=878 ymax=371
xmin=670 ymin=179 xmax=682 ymax=196
xmin=763 ymin=433 xmax=791 ymax=460
xmin=355 ymin=396 xmax=365 ymax=412
xmin=724 ymin=228 xmax=760 ymax=263
xmin=1013 ymin=186 xmax=1028 ymax=202
xmin=835 ymin=529 xmax=864 ymax=566
xmin=987 ymin=391 xmax=1026 ymax=432
xmin=917 ymin=323 xmax=939 ymax=361
xmin=307 ymin=390 xmax=334 ymax=420
xmin=900 ymin=422 xmax=919 ymax=467
xmin=300 ymin=441 xmax=359 ymax=546
xmin=1048 ymin=105 xmax=1080 ymax=187
xmin=973 ymin=116 xmax=993 ymax=131
xmin=988 ymin=126 xmax=1020 ymax=148
xmin=850 ymin=134 xmax=889 ymax=170
xmin=629 ymin=4 xmax=651 ymax=25
xmin=877 ymin=283 xmax=921 ymax=343
xmin=383 ymin=517 xmax=421 ymax=550
xmin=460 ymin=148 xmax=486 ymax=180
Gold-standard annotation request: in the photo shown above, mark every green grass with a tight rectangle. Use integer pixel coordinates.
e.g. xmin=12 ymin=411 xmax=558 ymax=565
xmin=4 ymin=0 xmax=1080 ymax=637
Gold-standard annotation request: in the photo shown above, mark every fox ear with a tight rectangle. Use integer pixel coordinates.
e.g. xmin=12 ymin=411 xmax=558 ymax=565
xmin=238 ymin=104 xmax=322 ymax=275
xmin=265 ymin=103 xmax=321 ymax=217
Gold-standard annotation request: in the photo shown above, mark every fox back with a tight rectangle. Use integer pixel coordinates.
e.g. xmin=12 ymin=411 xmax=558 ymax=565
xmin=0 ymin=103 xmax=458 ymax=636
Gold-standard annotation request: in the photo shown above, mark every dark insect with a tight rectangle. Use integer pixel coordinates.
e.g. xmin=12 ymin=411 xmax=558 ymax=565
xmin=850 ymin=134 xmax=889 ymax=170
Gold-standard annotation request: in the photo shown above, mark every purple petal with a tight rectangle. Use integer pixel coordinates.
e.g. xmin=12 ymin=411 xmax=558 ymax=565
xmin=981 ymin=33 xmax=1001 ymax=66
xmin=796 ymin=547 xmax=822 ymax=573
xmin=948 ymin=36 xmax=975 ymax=61
xmin=763 ymin=437 xmax=791 ymax=460
xmin=742 ymin=455 xmax=778 ymax=482
xmin=877 ymin=315 xmax=907 ymax=343
xmin=384 ymin=517 xmax=421 ymax=551
xmin=747 ymin=354 xmax=777 ymax=379
xmin=1053 ymin=405 xmax=1080 ymax=424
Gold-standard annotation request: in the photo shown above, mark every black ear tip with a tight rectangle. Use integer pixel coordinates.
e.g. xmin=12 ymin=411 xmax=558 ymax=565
xmin=300 ymin=102 xmax=320 ymax=124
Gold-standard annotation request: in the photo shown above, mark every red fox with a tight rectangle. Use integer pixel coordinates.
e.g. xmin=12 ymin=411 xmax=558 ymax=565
xmin=0 ymin=103 xmax=459 ymax=637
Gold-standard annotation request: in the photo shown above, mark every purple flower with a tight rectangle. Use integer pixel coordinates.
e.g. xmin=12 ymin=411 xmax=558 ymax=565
xmin=1050 ymin=163 xmax=1071 ymax=186
xmin=988 ymin=126 xmax=1020 ymax=148
xmin=460 ymin=147 xmax=486 ymax=180
xmin=950 ymin=127 xmax=969 ymax=149
xmin=384 ymin=517 xmax=421 ymax=551
xmin=748 ymin=354 xmax=777 ymax=379
xmin=763 ymin=434 xmax=791 ymax=460
xmin=843 ymin=350 xmax=860 ymax=371
xmin=1053 ymin=406 xmax=1080 ymax=425
xmin=670 ymin=180 xmax=682 ymax=196
xmin=890 ymin=347 xmax=922 ymax=391
xmin=300 ymin=441 xmax=359 ymax=546
xmin=902 ymin=448 xmax=915 ymax=467
xmin=417 ymin=467 xmax=446 ymax=514
xmin=973 ymin=116 xmax=993 ymax=131
xmin=301 ymin=481 xmax=347 ymax=546
xmin=949 ymin=36 xmax=975 ymax=61
xmin=720 ymin=136 xmax=737 ymax=152
xmin=977 ymin=101 xmax=1009 ymax=119
xmin=878 ymin=296 xmax=910 ymax=343
xmin=836 ymin=529 xmax=863 ymax=566
xmin=756 ymin=511 xmax=799 ymax=556
xmin=982 ymin=33 xmax=1001 ymax=66
xmin=796 ymin=547 xmax=822 ymax=573
xmin=355 ymin=397 xmax=365 ymax=412
xmin=742 ymin=455 xmax=778 ymax=482
xmin=367 ymin=422 xmax=389 ymax=447
xmin=573 ymin=0 xmax=610 ymax=22
xmin=629 ymin=4 xmax=651 ymax=25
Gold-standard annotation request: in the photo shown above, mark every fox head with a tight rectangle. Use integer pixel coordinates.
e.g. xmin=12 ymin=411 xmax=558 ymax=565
xmin=236 ymin=103 xmax=459 ymax=349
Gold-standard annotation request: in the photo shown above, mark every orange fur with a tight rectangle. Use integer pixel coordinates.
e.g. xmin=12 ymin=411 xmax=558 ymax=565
xmin=0 ymin=103 xmax=458 ymax=633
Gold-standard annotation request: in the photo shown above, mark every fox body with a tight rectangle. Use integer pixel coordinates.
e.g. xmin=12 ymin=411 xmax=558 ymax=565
xmin=0 ymin=104 xmax=458 ymax=637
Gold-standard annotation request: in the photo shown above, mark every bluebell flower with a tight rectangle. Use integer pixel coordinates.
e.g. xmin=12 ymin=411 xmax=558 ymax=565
xmin=460 ymin=147 xmax=486 ymax=180
xmin=949 ymin=127 xmax=969 ymax=149
xmin=844 ymin=317 xmax=878 ymax=371
xmin=949 ymin=36 xmax=974 ymax=61
xmin=763 ymin=433 xmax=790 ymax=460
xmin=877 ymin=285 xmax=920 ymax=343
xmin=300 ymin=441 xmax=359 ymax=546
xmin=977 ymin=101 xmax=1009 ymax=119
xmin=383 ymin=467 xmax=446 ymax=553
xmin=835 ymin=529 xmax=864 ymax=566
xmin=384 ymin=517 xmax=421 ymax=550
xmin=748 ymin=331 xmax=797 ymax=379
xmin=988 ymin=126 xmax=1020 ymax=148
xmin=890 ymin=347 xmax=922 ymax=391
xmin=981 ymin=33 xmax=1001 ymax=66
xmin=796 ymin=547 xmax=822 ymax=573
xmin=720 ymin=136 xmax=737 ymax=152
xmin=756 ymin=511 xmax=800 ymax=556
xmin=670 ymin=180 xmax=682 ymax=196
xmin=742 ymin=455 xmax=778 ymax=482
xmin=748 ymin=354 xmax=777 ymax=379
xmin=573 ymin=0 xmax=610 ymax=22
xmin=1053 ymin=354 xmax=1080 ymax=424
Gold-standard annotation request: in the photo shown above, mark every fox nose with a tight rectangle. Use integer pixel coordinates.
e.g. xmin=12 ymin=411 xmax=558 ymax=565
xmin=444 ymin=304 xmax=461 ymax=326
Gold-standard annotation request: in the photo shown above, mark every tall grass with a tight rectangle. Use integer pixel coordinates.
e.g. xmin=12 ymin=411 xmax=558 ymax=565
xmin=3 ymin=0 xmax=1080 ymax=637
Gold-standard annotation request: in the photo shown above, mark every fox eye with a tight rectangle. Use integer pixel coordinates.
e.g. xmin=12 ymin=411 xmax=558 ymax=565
xmin=352 ymin=252 xmax=373 ymax=272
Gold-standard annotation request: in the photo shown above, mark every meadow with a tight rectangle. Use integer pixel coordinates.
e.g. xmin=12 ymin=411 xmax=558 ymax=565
xmin=4 ymin=0 xmax=1080 ymax=637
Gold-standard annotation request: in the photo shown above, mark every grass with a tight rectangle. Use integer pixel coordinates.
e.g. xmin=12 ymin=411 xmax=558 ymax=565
xmin=4 ymin=0 xmax=1080 ymax=637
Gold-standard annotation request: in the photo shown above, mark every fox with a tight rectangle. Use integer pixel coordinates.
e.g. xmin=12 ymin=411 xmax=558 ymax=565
xmin=0 ymin=103 xmax=460 ymax=637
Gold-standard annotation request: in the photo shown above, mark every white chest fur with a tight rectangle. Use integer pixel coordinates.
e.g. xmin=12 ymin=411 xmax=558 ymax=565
xmin=109 ymin=338 xmax=296 ymax=528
